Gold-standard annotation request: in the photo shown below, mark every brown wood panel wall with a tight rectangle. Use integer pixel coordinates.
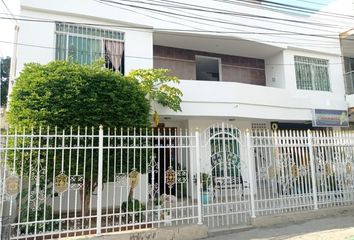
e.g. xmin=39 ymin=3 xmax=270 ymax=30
xmin=153 ymin=45 xmax=266 ymax=85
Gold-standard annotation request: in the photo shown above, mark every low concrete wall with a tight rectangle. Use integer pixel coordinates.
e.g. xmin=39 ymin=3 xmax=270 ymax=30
xmin=62 ymin=224 xmax=208 ymax=240
xmin=252 ymin=206 xmax=354 ymax=227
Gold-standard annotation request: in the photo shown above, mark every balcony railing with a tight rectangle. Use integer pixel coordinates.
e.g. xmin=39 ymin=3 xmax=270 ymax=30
xmin=345 ymin=71 xmax=354 ymax=94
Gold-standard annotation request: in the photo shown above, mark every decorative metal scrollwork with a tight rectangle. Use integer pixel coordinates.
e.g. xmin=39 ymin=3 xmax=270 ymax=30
xmin=148 ymin=182 xmax=159 ymax=200
xmin=177 ymin=170 xmax=188 ymax=183
xmin=325 ymin=163 xmax=333 ymax=176
xmin=165 ymin=166 xmax=176 ymax=188
xmin=55 ymin=172 xmax=68 ymax=193
xmin=29 ymin=187 xmax=46 ymax=210
xmin=347 ymin=162 xmax=353 ymax=175
xmin=5 ymin=174 xmax=20 ymax=197
xmin=70 ymin=175 xmax=84 ymax=190
xmin=129 ymin=168 xmax=139 ymax=189
xmin=268 ymin=165 xmax=277 ymax=179
xmin=298 ymin=165 xmax=308 ymax=177
xmin=259 ymin=167 xmax=268 ymax=180
xmin=291 ymin=165 xmax=298 ymax=177
xmin=115 ymin=173 xmax=126 ymax=186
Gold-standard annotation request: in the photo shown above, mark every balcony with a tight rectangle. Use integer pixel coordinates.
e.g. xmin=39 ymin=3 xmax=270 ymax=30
xmin=153 ymin=79 xmax=346 ymax=122
xmin=153 ymin=31 xmax=286 ymax=88
xmin=152 ymin=32 xmax=347 ymax=120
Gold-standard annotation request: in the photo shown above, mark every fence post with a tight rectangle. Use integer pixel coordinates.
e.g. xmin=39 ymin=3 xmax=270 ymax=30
xmin=307 ymin=130 xmax=318 ymax=210
xmin=96 ymin=125 xmax=104 ymax=236
xmin=246 ymin=129 xmax=256 ymax=218
xmin=195 ymin=128 xmax=203 ymax=225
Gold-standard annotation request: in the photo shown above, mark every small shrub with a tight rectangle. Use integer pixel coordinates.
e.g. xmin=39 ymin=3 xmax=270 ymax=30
xmin=18 ymin=204 xmax=59 ymax=235
xmin=121 ymin=199 xmax=145 ymax=223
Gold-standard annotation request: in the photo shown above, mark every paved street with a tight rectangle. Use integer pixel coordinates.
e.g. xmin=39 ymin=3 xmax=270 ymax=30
xmin=208 ymin=215 xmax=354 ymax=240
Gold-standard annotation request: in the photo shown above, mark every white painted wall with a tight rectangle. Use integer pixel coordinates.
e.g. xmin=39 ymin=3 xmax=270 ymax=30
xmin=155 ymin=77 xmax=347 ymax=121
xmin=347 ymin=94 xmax=354 ymax=108
xmin=16 ymin=13 xmax=54 ymax=74
xmin=53 ymin=175 xmax=150 ymax=211
xmin=283 ymin=49 xmax=346 ymax=109
xmin=265 ymin=51 xmax=285 ymax=88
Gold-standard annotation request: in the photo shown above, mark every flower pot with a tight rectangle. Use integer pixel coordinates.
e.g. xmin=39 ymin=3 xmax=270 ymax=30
xmin=163 ymin=212 xmax=172 ymax=226
xmin=202 ymin=192 xmax=210 ymax=204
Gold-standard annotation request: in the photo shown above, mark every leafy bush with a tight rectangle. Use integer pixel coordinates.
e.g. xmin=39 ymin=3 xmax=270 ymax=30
xmin=194 ymin=173 xmax=212 ymax=191
xmin=18 ymin=203 xmax=59 ymax=235
xmin=121 ymin=199 xmax=146 ymax=223
xmin=8 ymin=60 xmax=150 ymax=128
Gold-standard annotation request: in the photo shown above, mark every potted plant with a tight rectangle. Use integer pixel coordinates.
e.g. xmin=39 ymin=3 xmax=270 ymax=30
xmin=160 ymin=194 xmax=176 ymax=226
xmin=121 ymin=199 xmax=146 ymax=223
xmin=194 ymin=173 xmax=212 ymax=204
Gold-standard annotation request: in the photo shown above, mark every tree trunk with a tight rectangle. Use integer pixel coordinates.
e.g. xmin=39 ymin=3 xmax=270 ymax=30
xmin=128 ymin=187 xmax=134 ymax=200
xmin=80 ymin=181 xmax=97 ymax=216
xmin=80 ymin=188 xmax=91 ymax=216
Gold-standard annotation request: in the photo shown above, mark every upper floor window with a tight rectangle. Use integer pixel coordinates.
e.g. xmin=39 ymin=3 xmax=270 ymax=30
xmin=294 ymin=56 xmax=330 ymax=91
xmin=55 ymin=23 xmax=125 ymax=74
xmin=196 ymin=56 xmax=221 ymax=81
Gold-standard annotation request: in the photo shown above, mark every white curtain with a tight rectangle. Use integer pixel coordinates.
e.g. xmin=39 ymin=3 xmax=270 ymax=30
xmin=104 ymin=40 xmax=124 ymax=73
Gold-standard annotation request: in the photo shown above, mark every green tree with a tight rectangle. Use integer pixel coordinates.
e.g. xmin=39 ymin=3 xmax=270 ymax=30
xmin=0 ymin=56 xmax=10 ymax=106
xmin=7 ymin=60 xmax=151 ymax=217
xmin=8 ymin=60 xmax=150 ymax=128
xmin=129 ymin=69 xmax=183 ymax=126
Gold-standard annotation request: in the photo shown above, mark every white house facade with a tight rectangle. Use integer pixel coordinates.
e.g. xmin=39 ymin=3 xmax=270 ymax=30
xmin=13 ymin=0 xmax=350 ymax=132
xmin=4 ymin=2 xmax=354 ymax=237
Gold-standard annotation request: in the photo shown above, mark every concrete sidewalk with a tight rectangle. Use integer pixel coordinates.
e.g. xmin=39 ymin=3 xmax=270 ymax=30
xmin=207 ymin=215 xmax=354 ymax=240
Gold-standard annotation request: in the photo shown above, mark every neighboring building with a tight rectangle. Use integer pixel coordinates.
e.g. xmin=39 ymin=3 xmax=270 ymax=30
xmin=323 ymin=0 xmax=354 ymax=128
xmin=341 ymin=29 xmax=354 ymax=128
xmin=13 ymin=0 xmax=350 ymax=132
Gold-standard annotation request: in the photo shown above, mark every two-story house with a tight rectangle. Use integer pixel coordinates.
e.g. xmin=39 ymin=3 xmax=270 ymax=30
xmin=11 ymin=0 xmax=349 ymax=132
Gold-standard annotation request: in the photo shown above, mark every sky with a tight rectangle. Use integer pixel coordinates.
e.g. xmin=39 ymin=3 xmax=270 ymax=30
xmin=0 ymin=0 xmax=338 ymax=58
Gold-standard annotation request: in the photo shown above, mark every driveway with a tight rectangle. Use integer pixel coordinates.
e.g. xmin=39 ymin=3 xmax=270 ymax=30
xmin=207 ymin=215 xmax=354 ymax=240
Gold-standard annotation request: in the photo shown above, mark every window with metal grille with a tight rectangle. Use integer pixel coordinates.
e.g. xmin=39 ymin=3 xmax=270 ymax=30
xmin=294 ymin=56 xmax=330 ymax=91
xmin=55 ymin=23 xmax=125 ymax=74
xmin=251 ymin=123 xmax=267 ymax=130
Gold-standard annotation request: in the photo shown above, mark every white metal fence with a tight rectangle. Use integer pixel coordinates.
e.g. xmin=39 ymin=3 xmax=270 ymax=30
xmin=0 ymin=127 xmax=200 ymax=240
xmin=251 ymin=129 xmax=354 ymax=216
xmin=1 ymin=125 xmax=354 ymax=239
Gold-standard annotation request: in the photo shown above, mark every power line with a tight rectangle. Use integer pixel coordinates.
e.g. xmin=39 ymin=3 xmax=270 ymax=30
xmin=0 ymin=14 xmax=350 ymax=48
xmin=151 ymin=0 xmax=350 ymax=37
xmin=0 ymin=1 xmax=351 ymax=48
xmin=212 ymin=0 xmax=354 ymax=28
xmin=97 ymin=0 xmax=351 ymax=31
xmin=92 ymin=0 xmax=354 ymax=49
xmin=0 ymin=11 xmax=347 ymax=47
xmin=292 ymin=0 xmax=330 ymax=7
xmin=94 ymin=0 xmax=345 ymax=42
xmin=102 ymin=0 xmax=345 ymax=29
xmin=0 ymin=0 xmax=350 ymax=44
xmin=0 ymin=13 xmax=348 ymax=38
xmin=0 ymin=0 xmax=17 ymax=24
xmin=0 ymin=39 xmax=350 ymax=66
xmin=220 ymin=0 xmax=349 ymax=18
